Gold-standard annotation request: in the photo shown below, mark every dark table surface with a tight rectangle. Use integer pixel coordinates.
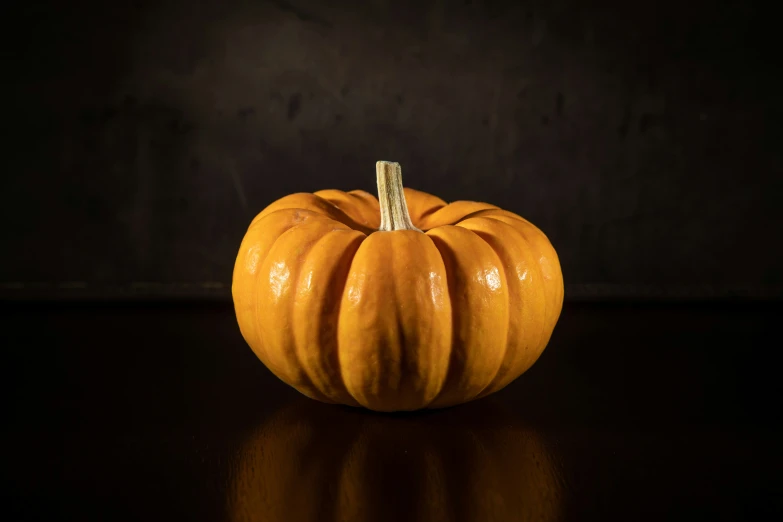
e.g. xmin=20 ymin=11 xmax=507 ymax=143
xmin=3 ymin=300 xmax=781 ymax=522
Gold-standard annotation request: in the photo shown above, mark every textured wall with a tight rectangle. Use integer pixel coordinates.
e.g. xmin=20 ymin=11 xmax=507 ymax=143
xmin=4 ymin=0 xmax=781 ymax=299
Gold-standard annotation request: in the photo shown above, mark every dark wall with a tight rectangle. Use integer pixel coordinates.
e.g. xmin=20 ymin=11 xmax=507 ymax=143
xmin=4 ymin=0 xmax=781 ymax=299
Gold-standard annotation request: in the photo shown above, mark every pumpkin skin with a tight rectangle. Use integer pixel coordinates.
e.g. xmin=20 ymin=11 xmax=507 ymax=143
xmin=228 ymin=398 xmax=563 ymax=522
xmin=232 ymin=162 xmax=564 ymax=411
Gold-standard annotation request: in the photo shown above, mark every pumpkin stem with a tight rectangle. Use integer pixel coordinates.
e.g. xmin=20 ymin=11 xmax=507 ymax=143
xmin=376 ymin=161 xmax=421 ymax=232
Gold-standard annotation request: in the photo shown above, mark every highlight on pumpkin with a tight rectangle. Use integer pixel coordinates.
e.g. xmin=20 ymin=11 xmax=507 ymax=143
xmin=231 ymin=161 xmax=564 ymax=411
xmin=226 ymin=398 xmax=563 ymax=522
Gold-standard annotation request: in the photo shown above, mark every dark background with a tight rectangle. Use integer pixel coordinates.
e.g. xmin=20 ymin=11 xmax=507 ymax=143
xmin=4 ymin=0 xmax=782 ymax=301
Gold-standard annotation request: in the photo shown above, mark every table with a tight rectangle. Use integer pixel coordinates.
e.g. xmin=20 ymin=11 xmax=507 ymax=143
xmin=3 ymin=301 xmax=781 ymax=521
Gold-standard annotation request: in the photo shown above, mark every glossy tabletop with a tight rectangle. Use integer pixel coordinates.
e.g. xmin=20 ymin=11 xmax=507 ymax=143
xmin=3 ymin=301 xmax=781 ymax=521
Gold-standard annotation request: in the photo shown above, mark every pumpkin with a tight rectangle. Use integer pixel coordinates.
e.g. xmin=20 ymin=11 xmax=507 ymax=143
xmin=232 ymin=161 xmax=564 ymax=411
xmin=228 ymin=398 xmax=563 ymax=522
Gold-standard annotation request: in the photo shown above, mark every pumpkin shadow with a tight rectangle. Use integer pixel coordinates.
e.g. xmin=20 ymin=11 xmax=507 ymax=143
xmin=227 ymin=397 xmax=563 ymax=522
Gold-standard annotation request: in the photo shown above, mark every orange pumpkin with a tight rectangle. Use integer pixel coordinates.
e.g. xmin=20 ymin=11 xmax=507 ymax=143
xmin=228 ymin=398 xmax=563 ymax=522
xmin=232 ymin=161 xmax=564 ymax=411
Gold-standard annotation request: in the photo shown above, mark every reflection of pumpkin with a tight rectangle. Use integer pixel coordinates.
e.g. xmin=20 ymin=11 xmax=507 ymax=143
xmin=233 ymin=161 xmax=564 ymax=411
xmin=228 ymin=398 xmax=563 ymax=522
